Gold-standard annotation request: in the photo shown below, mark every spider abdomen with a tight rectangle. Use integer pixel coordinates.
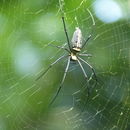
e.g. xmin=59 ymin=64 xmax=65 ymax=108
xmin=71 ymin=27 xmax=82 ymax=49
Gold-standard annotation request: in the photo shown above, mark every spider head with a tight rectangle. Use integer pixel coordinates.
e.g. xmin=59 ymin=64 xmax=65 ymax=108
xmin=71 ymin=27 xmax=82 ymax=53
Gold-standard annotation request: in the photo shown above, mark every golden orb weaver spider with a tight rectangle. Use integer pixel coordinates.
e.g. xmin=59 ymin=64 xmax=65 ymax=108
xmin=36 ymin=11 xmax=97 ymax=105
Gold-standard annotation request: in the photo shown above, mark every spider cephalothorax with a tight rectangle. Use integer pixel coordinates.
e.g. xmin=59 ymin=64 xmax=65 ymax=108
xmin=70 ymin=52 xmax=78 ymax=61
xmin=37 ymin=15 xmax=97 ymax=105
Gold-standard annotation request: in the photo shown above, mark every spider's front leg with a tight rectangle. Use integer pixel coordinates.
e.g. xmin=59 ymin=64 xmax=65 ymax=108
xmin=62 ymin=16 xmax=71 ymax=50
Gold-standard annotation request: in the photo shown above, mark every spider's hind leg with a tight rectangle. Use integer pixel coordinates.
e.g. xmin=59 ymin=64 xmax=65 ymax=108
xmin=77 ymin=59 xmax=92 ymax=112
xmin=49 ymin=56 xmax=70 ymax=105
xmin=77 ymin=59 xmax=90 ymax=97
xmin=78 ymin=57 xmax=97 ymax=90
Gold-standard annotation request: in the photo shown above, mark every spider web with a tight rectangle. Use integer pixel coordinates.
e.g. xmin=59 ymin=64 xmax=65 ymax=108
xmin=0 ymin=0 xmax=130 ymax=130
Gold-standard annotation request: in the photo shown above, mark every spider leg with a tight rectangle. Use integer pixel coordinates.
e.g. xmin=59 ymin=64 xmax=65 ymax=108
xmin=82 ymin=35 xmax=92 ymax=49
xmin=36 ymin=55 xmax=67 ymax=81
xmin=78 ymin=57 xmax=97 ymax=89
xmin=77 ymin=59 xmax=90 ymax=97
xmin=49 ymin=44 xmax=71 ymax=53
xmin=50 ymin=56 xmax=70 ymax=105
xmin=79 ymin=53 xmax=92 ymax=57
xmin=62 ymin=16 xmax=71 ymax=50
xmin=77 ymin=59 xmax=88 ymax=79
xmin=77 ymin=59 xmax=92 ymax=112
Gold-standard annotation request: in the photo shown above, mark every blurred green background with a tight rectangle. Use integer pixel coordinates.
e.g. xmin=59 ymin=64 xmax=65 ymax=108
xmin=0 ymin=0 xmax=130 ymax=130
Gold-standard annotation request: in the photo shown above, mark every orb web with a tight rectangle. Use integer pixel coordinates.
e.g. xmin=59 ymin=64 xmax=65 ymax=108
xmin=0 ymin=0 xmax=130 ymax=129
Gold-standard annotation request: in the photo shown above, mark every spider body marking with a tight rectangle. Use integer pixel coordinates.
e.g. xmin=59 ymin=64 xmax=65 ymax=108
xmin=36 ymin=15 xmax=97 ymax=105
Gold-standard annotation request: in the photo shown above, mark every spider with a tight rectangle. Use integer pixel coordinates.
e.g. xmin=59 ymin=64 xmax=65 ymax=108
xmin=36 ymin=16 xmax=97 ymax=105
